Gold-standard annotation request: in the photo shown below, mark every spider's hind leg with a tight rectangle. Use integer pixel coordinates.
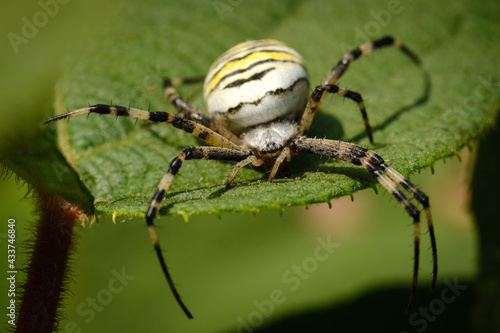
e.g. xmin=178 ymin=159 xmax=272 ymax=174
xmin=163 ymin=77 xmax=242 ymax=145
xmin=163 ymin=77 xmax=210 ymax=126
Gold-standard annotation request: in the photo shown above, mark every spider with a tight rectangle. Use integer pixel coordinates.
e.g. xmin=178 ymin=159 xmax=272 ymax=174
xmin=43 ymin=36 xmax=437 ymax=319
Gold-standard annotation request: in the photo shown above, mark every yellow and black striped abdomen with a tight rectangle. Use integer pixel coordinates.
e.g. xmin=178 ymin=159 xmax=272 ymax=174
xmin=203 ymin=39 xmax=309 ymax=135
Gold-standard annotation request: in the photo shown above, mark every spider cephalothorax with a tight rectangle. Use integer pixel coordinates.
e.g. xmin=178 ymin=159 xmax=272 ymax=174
xmin=43 ymin=36 xmax=437 ymax=319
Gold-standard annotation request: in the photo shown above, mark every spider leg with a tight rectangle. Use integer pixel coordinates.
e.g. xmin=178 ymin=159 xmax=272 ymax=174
xmin=145 ymin=146 xmax=252 ymax=318
xmin=299 ymin=35 xmax=421 ymax=136
xmin=227 ymin=146 xmax=294 ymax=186
xmin=225 ymin=155 xmax=263 ymax=188
xmin=292 ymin=137 xmax=436 ymax=312
xmin=43 ymin=104 xmax=252 ymax=318
xmin=163 ymin=78 xmax=243 ymax=146
xmin=42 ymin=104 xmax=241 ymax=149
xmin=163 ymin=77 xmax=211 ymax=126
xmin=269 ymin=147 xmax=292 ymax=180
xmin=324 ymin=35 xmax=420 ymax=86
xmin=381 ymin=162 xmax=437 ymax=291
xmin=309 ymin=84 xmax=372 ymax=143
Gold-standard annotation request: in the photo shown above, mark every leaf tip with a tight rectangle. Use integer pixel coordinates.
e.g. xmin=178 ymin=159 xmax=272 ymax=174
xmin=178 ymin=211 xmax=190 ymax=223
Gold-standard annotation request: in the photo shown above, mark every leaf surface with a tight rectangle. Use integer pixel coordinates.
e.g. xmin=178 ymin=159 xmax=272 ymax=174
xmin=42 ymin=0 xmax=500 ymax=219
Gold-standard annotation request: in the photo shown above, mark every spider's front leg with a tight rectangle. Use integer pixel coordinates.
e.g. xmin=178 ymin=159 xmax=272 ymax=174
xmin=292 ymin=137 xmax=437 ymax=312
xmin=42 ymin=104 xmax=250 ymax=318
xmin=42 ymin=104 xmax=241 ymax=150
xmin=144 ymin=146 xmax=252 ymax=318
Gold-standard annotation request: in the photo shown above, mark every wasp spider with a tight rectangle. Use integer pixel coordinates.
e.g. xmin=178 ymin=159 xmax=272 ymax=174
xmin=43 ymin=36 xmax=437 ymax=318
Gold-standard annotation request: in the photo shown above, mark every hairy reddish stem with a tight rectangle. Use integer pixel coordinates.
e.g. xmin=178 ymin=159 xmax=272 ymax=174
xmin=14 ymin=192 xmax=81 ymax=333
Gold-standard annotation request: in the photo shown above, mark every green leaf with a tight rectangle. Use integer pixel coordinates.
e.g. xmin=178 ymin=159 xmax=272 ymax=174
xmin=41 ymin=0 xmax=499 ymax=219
xmin=0 ymin=1 xmax=110 ymax=213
